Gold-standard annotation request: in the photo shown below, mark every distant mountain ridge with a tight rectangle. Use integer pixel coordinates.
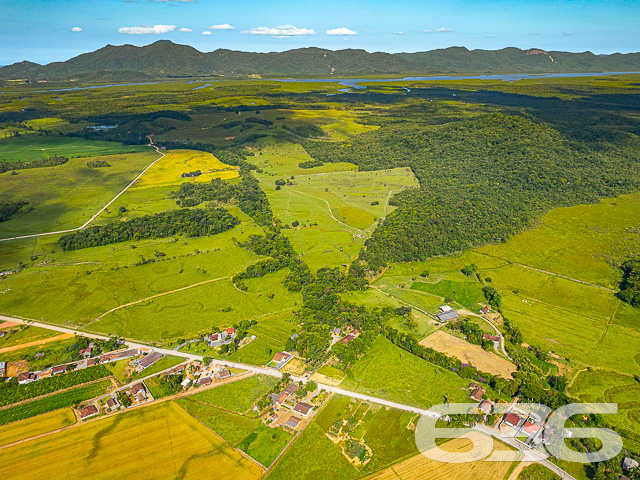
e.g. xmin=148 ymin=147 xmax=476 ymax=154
xmin=2 ymin=40 xmax=640 ymax=81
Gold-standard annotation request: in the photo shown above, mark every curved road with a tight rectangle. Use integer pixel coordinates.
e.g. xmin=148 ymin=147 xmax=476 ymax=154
xmin=0 ymin=313 xmax=573 ymax=479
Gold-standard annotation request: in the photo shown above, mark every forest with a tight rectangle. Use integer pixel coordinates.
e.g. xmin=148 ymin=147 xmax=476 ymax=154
xmin=0 ymin=155 xmax=68 ymax=173
xmin=304 ymin=113 xmax=640 ymax=268
xmin=57 ymin=207 xmax=239 ymax=250
xmin=619 ymin=257 xmax=640 ymax=307
xmin=0 ymin=200 xmax=28 ymax=223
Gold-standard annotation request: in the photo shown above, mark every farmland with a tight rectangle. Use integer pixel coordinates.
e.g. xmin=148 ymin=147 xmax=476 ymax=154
xmin=0 ymin=408 xmax=75 ymax=447
xmin=0 ymin=401 xmax=263 ymax=480
xmin=0 ymin=136 xmax=150 ymax=161
xmin=0 ymin=325 xmax=61 ymax=349
xmin=341 ymin=336 xmax=472 ymax=409
xmin=419 ymin=330 xmax=516 ymax=378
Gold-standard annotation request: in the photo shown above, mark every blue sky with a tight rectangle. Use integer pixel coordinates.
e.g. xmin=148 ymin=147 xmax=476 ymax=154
xmin=1 ymin=0 xmax=639 ymax=65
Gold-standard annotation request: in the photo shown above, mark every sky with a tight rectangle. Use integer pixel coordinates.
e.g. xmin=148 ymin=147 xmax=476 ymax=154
xmin=1 ymin=0 xmax=639 ymax=65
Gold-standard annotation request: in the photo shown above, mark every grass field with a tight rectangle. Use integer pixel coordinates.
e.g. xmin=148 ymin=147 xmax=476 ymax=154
xmin=410 ymin=279 xmax=485 ymax=307
xmin=183 ymin=374 xmax=278 ymax=415
xmin=0 ymin=326 xmax=61 ymax=348
xmin=568 ymin=369 xmax=640 ymax=451
xmin=0 ymin=380 xmax=111 ymax=426
xmin=0 ymin=408 xmax=75 ymax=447
xmin=341 ymin=336 xmax=472 ymax=409
xmin=130 ymin=355 xmax=183 ymax=380
xmin=0 ymin=401 xmax=263 ymax=480
xmin=365 ymin=437 xmax=517 ymax=480
xmin=0 ymin=136 xmax=150 ymax=161
xmin=130 ymin=149 xmax=239 ymax=190
xmin=265 ymin=422 xmax=359 ymax=480
xmin=419 ymin=330 xmax=516 ymax=378
xmin=0 ymin=151 xmax=159 ymax=237
xmin=517 ymin=463 xmax=561 ymax=480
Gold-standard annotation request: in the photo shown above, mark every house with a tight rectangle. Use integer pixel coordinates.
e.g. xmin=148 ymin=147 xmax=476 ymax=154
xmin=439 ymin=305 xmax=453 ymax=313
xmin=99 ymin=354 xmax=111 ymax=364
xmin=483 ymin=333 xmax=501 ymax=343
xmin=272 ymin=351 xmax=293 ymax=369
xmin=623 ymin=457 xmax=639 ymax=472
xmin=199 ymin=377 xmax=212 ymax=387
xmin=137 ymin=351 xmax=163 ymax=371
xmin=340 ymin=334 xmax=355 ymax=345
xmin=167 ymin=364 xmax=186 ymax=375
xmin=78 ymin=405 xmax=98 ymax=420
xmin=181 ymin=378 xmax=191 ymax=389
xmin=435 ymin=311 xmax=459 ymax=323
xmin=131 ymin=383 xmax=146 ymax=397
xmin=351 ymin=329 xmax=360 ymax=337
xmin=293 ymin=402 xmax=313 ymax=417
xmin=78 ymin=348 xmax=92 ymax=357
xmin=17 ymin=372 xmax=36 ymax=384
xmin=206 ymin=333 xmax=224 ymax=348
xmin=215 ymin=369 xmax=231 ymax=381
xmin=479 ymin=306 xmax=490 ymax=315
xmin=116 ymin=349 xmax=138 ymax=361
xmin=469 ymin=386 xmax=485 ymax=402
xmin=478 ymin=399 xmax=494 ymax=415
xmin=283 ymin=383 xmax=299 ymax=396
xmin=285 ymin=416 xmax=302 ymax=429
xmin=468 ymin=382 xmax=479 ymax=390
xmin=135 ymin=391 xmax=146 ymax=403
xmin=503 ymin=413 xmax=523 ymax=429
xmin=225 ymin=327 xmax=236 ymax=338
xmin=331 ymin=328 xmax=341 ymax=338
xmin=51 ymin=364 xmax=67 ymax=376
xmin=106 ymin=397 xmax=119 ymax=411
xmin=521 ymin=420 xmax=540 ymax=436
xmin=275 ymin=392 xmax=289 ymax=406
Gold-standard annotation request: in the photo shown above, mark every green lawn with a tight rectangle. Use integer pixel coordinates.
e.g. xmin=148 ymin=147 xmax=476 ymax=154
xmin=0 ymin=136 xmax=150 ymax=162
xmin=341 ymin=336 xmax=472 ymax=409
xmin=183 ymin=374 xmax=278 ymax=415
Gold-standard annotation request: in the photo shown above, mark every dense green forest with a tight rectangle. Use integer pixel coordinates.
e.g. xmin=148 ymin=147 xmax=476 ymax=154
xmin=304 ymin=114 xmax=640 ymax=268
xmin=619 ymin=257 xmax=640 ymax=307
xmin=0 ymin=200 xmax=28 ymax=222
xmin=58 ymin=207 xmax=239 ymax=250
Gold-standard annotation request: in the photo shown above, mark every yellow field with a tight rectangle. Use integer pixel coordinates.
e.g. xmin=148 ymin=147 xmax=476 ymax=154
xmin=290 ymin=108 xmax=379 ymax=141
xmin=0 ymin=401 xmax=263 ymax=480
xmin=132 ymin=149 xmax=239 ymax=189
xmin=419 ymin=330 xmax=517 ymax=379
xmin=366 ymin=438 xmax=517 ymax=480
xmin=0 ymin=409 xmax=76 ymax=447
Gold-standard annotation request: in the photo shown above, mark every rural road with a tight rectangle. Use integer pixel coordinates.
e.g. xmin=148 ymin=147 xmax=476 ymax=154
xmin=458 ymin=309 xmax=512 ymax=360
xmin=0 ymin=137 xmax=165 ymax=243
xmin=0 ymin=313 xmax=575 ymax=479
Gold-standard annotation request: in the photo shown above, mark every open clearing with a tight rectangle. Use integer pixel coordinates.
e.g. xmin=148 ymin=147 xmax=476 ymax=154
xmin=365 ymin=437 xmax=516 ymax=480
xmin=419 ymin=330 xmax=516 ymax=378
xmin=0 ymin=151 xmax=159 ymax=237
xmin=0 ymin=401 xmax=262 ymax=480
xmin=0 ymin=408 xmax=76 ymax=447
xmin=130 ymin=149 xmax=239 ymax=190
xmin=0 ymin=136 xmax=150 ymax=161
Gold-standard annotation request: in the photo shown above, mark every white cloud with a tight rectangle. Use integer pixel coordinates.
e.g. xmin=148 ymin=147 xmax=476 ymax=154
xmin=241 ymin=25 xmax=316 ymax=37
xmin=201 ymin=30 xmax=212 ymax=35
xmin=210 ymin=24 xmax=235 ymax=30
xmin=393 ymin=31 xmax=404 ymax=35
xmin=423 ymin=27 xmax=453 ymax=33
xmin=71 ymin=26 xmax=83 ymax=32
xmin=326 ymin=27 xmax=357 ymax=36
xmin=179 ymin=27 xmax=193 ymax=32
xmin=118 ymin=24 xmax=176 ymax=34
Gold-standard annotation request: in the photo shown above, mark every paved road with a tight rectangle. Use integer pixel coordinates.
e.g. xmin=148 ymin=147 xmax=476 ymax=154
xmin=0 ymin=138 xmax=165 ymax=243
xmin=0 ymin=313 xmax=575 ymax=479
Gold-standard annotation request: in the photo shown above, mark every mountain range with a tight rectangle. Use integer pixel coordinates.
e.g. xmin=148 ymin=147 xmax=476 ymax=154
xmin=1 ymin=40 xmax=639 ymax=81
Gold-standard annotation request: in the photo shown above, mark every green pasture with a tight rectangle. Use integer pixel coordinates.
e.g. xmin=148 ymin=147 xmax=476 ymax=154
xmin=184 ymin=374 xmax=278 ymax=415
xmin=410 ymin=279 xmax=485 ymax=307
xmin=177 ymin=397 xmax=257 ymax=444
xmin=0 ymin=151 xmax=158 ymax=237
xmin=237 ymin=424 xmax=293 ymax=467
xmin=569 ymin=369 xmax=640 ymax=452
xmin=341 ymin=336 xmax=471 ymax=409
xmin=0 ymin=136 xmax=150 ymax=162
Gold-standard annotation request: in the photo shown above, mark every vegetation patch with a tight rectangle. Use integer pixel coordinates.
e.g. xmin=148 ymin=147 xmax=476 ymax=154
xmin=0 ymin=408 xmax=75 ymax=447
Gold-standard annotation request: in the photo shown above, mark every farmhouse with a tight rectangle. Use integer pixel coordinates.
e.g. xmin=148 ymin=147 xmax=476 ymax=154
xmin=351 ymin=328 xmax=360 ymax=336
xmin=131 ymin=383 xmax=146 ymax=398
xmin=115 ymin=349 xmax=138 ymax=360
xmin=439 ymin=305 xmax=453 ymax=313
xmin=521 ymin=420 xmax=540 ymax=436
xmin=199 ymin=377 xmax=212 ymax=386
xmin=293 ymin=402 xmax=313 ymax=417
xmin=51 ymin=364 xmax=67 ymax=375
xmin=78 ymin=405 xmax=98 ymax=420
xmin=215 ymin=369 xmax=231 ymax=381
xmin=106 ymin=397 xmax=119 ymax=411
xmin=469 ymin=386 xmax=485 ymax=402
xmin=137 ymin=351 xmax=163 ymax=372
xmin=503 ymin=413 xmax=523 ymax=429
xmin=483 ymin=333 xmax=501 ymax=342
xmin=17 ymin=372 xmax=36 ymax=384
xmin=285 ymin=416 xmax=302 ymax=429
xmin=340 ymin=334 xmax=355 ymax=344
xmin=275 ymin=392 xmax=289 ymax=406
xmin=478 ymin=399 xmax=494 ymax=415
xmin=167 ymin=364 xmax=186 ymax=375
xmin=272 ymin=351 xmax=293 ymax=369
xmin=206 ymin=333 xmax=224 ymax=348
xmin=225 ymin=327 xmax=236 ymax=338
xmin=283 ymin=383 xmax=299 ymax=396
xmin=78 ymin=348 xmax=92 ymax=357
xmin=435 ymin=310 xmax=459 ymax=323
xmin=479 ymin=306 xmax=490 ymax=315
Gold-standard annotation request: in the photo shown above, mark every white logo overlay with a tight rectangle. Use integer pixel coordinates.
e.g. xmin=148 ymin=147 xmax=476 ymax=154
xmin=415 ymin=403 xmax=623 ymax=464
